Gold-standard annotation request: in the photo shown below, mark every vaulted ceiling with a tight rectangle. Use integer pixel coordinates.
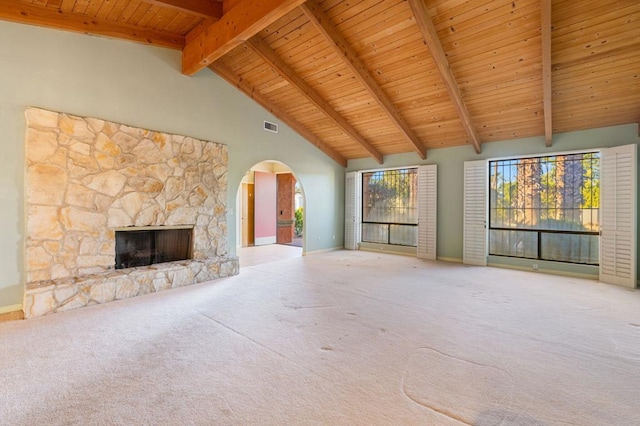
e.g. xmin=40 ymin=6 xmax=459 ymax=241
xmin=1 ymin=0 xmax=638 ymax=166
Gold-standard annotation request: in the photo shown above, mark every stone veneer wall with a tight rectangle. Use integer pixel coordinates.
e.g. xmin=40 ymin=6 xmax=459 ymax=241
xmin=24 ymin=107 xmax=238 ymax=317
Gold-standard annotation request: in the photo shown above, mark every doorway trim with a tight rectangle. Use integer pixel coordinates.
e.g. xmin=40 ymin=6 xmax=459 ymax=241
xmin=235 ymin=160 xmax=306 ymax=255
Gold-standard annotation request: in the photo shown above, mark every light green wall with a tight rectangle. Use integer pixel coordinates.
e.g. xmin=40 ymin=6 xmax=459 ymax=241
xmin=0 ymin=21 xmax=345 ymax=309
xmin=349 ymin=124 xmax=640 ymax=275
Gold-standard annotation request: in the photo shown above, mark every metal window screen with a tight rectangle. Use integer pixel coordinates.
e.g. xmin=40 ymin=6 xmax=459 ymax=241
xmin=489 ymin=152 xmax=599 ymax=265
xmin=361 ymin=168 xmax=418 ymax=247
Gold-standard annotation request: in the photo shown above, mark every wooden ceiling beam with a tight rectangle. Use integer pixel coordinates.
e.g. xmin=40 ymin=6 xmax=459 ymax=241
xmin=182 ymin=0 xmax=307 ymax=76
xmin=0 ymin=0 xmax=184 ymax=49
xmin=223 ymin=0 xmax=242 ymax=14
xmin=247 ymin=37 xmax=384 ymax=164
xmin=209 ymin=62 xmax=348 ymax=167
xmin=407 ymin=0 xmax=482 ymax=154
xmin=301 ymin=0 xmax=426 ymax=160
xmin=142 ymin=0 xmax=223 ymax=19
xmin=542 ymin=0 xmax=553 ymax=147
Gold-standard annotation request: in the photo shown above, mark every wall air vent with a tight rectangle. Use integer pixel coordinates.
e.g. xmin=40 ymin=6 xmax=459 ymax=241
xmin=263 ymin=121 xmax=278 ymax=133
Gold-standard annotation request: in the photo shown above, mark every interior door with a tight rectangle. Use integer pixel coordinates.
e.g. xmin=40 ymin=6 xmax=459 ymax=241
xmin=463 ymin=160 xmax=488 ymax=266
xmin=276 ymin=173 xmax=295 ymax=244
xmin=599 ymin=144 xmax=637 ymax=288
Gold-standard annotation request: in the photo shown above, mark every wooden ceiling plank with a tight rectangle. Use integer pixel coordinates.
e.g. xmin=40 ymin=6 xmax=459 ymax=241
xmin=72 ymin=0 xmax=90 ymax=14
xmin=260 ymin=11 xmax=308 ymax=45
xmin=434 ymin=1 xmax=539 ymax=35
xmin=131 ymin=5 xmax=162 ymax=28
xmin=209 ymin=62 xmax=348 ymax=167
xmin=441 ymin=20 xmax=541 ymax=61
xmin=328 ymin=0 xmax=384 ymax=30
xmin=84 ymin=0 xmax=102 ymax=17
xmin=95 ymin=0 xmax=120 ymax=20
xmin=150 ymin=9 xmax=182 ymax=31
xmin=182 ymin=0 xmax=308 ymax=76
xmin=247 ymin=36 xmax=385 ymax=164
xmin=142 ymin=0 xmax=222 ymax=19
xmin=408 ymin=0 xmax=481 ymax=154
xmin=430 ymin=0 xmax=499 ymax=27
xmin=162 ymin=11 xmax=197 ymax=34
xmin=126 ymin=3 xmax=153 ymax=24
xmin=0 ymin=0 xmax=184 ymax=49
xmin=553 ymin=13 xmax=640 ymax=53
xmin=554 ymin=0 xmax=634 ymax=25
xmin=301 ymin=0 xmax=426 ymax=159
xmin=60 ymin=0 xmax=77 ymax=12
xmin=335 ymin=1 xmax=410 ymax=39
xmin=542 ymin=0 xmax=552 ymax=147
xmin=553 ymin=4 xmax=640 ymax=39
xmin=106 ymin=0 xmax=132 ymax=22
xmin=553 ymin=41 xmax=640 ymax=71
xmin=118 ymin=1 xmax=143 ymax=24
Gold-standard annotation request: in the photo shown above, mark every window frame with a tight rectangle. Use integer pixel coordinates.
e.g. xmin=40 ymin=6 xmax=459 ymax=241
xmin=487 ymin=151 xmax=600 ymax=266
xmin=360 ymin=166 xmax=419 ymax=247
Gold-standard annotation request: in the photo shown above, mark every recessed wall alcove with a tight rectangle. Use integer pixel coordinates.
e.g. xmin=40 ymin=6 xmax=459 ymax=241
xmin=23 ymin=107 xmax=238 ymax=318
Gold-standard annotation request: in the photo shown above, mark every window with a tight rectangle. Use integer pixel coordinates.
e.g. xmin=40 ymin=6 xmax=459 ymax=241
xmin=361 ymin=168 xmax=418 ymax=246
xmin=489 ymin=153 xmax=600 ymax=264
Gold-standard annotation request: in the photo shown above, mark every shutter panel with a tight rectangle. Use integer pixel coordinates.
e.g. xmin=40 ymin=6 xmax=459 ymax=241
xmin=417 ymin=165 xmax=437 ymax=260
xmin=344 ymin=171 xmax=360 ymax=250
xmin=600 ymin=144 xmax=637 ymax=288
xmin=463 ymin=160 xmax=488 ymax=266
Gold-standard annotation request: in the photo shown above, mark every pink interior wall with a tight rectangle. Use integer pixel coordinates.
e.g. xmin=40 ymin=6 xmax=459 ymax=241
xmin=254 ymin=171 xmax=277 ymax=242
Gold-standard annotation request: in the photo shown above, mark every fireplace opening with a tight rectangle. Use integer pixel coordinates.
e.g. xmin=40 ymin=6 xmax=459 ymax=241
xmin=115 ymin=227 xmax=193 ymax=269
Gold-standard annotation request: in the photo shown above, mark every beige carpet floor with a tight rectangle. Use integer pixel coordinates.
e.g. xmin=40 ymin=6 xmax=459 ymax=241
xmin=1 ymin=250 xmax=639 ymax=425
xmin=238 ymin=244 xmax=302 ymax=267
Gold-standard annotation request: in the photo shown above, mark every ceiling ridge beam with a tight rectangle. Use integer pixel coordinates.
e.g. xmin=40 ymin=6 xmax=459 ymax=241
xmin=0 ymin=0 xmax=184 ymax=49
xmin=542 ymin=0 xmax=553 ymax=147
xmin=209 ymin=62 xmax=348 ymax=167
xmin=142 ymin=0 xmax=223 ymax=19
xmin=301 ymin=0 xmax=426 ymax=160
xmin=407 ymin=0 xmax=482 ymax=154
xmin=182 ymin=0 xmax=308 ymax=76
xmin=247 ymin=37 xmax=384 ymax=164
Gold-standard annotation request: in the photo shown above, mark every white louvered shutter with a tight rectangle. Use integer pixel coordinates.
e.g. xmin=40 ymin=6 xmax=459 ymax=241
xmin=463 ymin=160 xmax=488 ymax=266
xmin=344 ymin=171 xmax=361 ymax=250
xmin=599 ymin=144 xmax=637 ymax=288
xmin=417 ymin=165 xmax=437 ymax=260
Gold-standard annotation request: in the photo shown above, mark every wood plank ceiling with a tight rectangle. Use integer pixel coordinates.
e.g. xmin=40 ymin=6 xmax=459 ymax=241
xmin=1 ymin=0 xmax=638 ymax=166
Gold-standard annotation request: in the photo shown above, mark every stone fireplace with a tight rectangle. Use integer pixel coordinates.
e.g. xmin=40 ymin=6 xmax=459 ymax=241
xmin=23 ymin=108 xmax=238 ymax=318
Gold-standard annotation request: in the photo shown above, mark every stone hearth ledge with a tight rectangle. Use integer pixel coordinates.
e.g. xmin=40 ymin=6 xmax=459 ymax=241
xmin=24 ymin=257 xmax=239 ymax=318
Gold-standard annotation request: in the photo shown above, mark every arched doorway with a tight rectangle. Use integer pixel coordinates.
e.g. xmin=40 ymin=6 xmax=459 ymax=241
xmin=235 ymin=161 xmax=305 ymax=267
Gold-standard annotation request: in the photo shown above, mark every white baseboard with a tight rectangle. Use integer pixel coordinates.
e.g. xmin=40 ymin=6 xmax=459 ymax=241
xmin=254 ymin=236 xmax=276 ymax=245
xmin=358 ymin=243 xmax=417 ymax=257
xmin=0 ymin=304 xmax=23 ymax=315
xmin=303 ymin=246 xmax=342 ymax=256
xmin=436 ymin=256 xmax=463 ymax=263
xmin=488 ymin=262 xmax=598 ymax=281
